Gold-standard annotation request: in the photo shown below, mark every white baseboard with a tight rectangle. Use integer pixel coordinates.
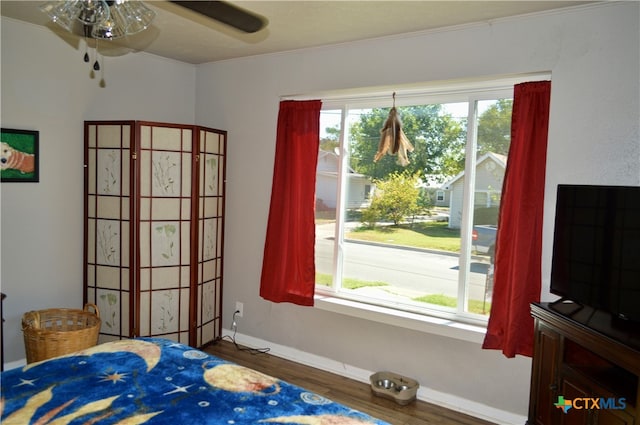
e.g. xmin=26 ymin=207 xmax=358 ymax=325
xmin=221 ymin=329 xmax=527 ymax=425
xmin=4 ymin=359 xmax=26 ymax=371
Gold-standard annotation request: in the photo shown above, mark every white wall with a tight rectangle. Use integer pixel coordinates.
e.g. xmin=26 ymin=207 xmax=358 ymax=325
xmin=1 ymin=18 xmax=196 ymax=364
xmin=194 ymin=2 xmax=639 ymax=422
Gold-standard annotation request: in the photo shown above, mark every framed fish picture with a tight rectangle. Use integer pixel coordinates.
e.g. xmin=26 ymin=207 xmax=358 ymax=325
xmin=1 ymin=128 xmax=39 ymax=182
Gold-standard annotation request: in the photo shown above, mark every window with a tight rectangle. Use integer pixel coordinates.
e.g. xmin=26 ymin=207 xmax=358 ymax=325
xmin=364 ymin=184 xmax=372 ymax=200
xmin=314 ymin=78 xmax=521 ymax=324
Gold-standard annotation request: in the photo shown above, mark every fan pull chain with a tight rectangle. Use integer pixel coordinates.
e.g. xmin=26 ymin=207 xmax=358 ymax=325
xmin=93 ymin=39 xmax=100 ymax=71
xmin=82 ymin=37 xmax=105 ymax=86
xmin=100 ymin=57 xmax=106 ymax=88
xmin=83 ymin=38 xmax=90 ymax=63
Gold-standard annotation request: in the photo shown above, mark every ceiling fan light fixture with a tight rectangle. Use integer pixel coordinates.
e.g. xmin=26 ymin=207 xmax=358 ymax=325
xmin=91 ymin=4 xmax=127 ymax=39
xmin=40 ymin=0 xmax=157 ymax=84
xmin=75 ymin=0 xmax=110 ymax=25
xmin=39 ymin=0 xmax=82 ymax=31
xmin=119 ymin=1 xmax=155 ymax=35
xmin=40 ymin=0 xmax=155 ymax=39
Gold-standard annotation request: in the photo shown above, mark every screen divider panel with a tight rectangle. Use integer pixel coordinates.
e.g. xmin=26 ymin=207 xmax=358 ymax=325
xmin=138 ymin=123 xmax=193 ymax=344
xmin=85 ymin=121 xmax=225 ymax=347
xmin=85 ymin=122 xmax=135 ymax=342
xmin=194 ymin=128 xmax=226 ymax=347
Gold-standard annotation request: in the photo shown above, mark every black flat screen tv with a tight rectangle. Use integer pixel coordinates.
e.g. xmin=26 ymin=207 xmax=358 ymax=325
xmin=550 ymin=184 xmax=640 ymax=322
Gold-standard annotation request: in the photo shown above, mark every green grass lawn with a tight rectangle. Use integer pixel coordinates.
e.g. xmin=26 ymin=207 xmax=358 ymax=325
xmin=316 ymin=273 xmax=490 ymax=315
xmin=348 ymin=221 xmax=461 ymax=252
xmin=316 ymin=221 xmax=490 ymax=315
xmin=316 ymin=273 xmax=388 ymax=290
xmin=413 ymin=294 xmax=491 ymax=315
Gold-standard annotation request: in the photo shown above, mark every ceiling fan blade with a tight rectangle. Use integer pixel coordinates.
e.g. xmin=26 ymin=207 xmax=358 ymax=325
xmin=169 ymin=1 xmax=267 ymax=33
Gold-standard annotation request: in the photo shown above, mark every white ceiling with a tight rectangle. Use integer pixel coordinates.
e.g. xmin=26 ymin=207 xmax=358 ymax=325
xmin=1 ymin=1 xmax=594 ymax=64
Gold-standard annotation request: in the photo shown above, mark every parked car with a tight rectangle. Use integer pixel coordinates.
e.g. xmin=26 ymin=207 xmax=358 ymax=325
xmin=473 ymin=224 xmax=497 ymax=301
xmin=472 ymin=224 xmax=496 ymax=262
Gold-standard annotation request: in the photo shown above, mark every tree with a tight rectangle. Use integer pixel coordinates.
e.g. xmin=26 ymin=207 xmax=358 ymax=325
xmin=416 ymin=187 xmax=434 ymax=215
xmin=477 ymin=99 xmax=512 ymax=155
xmin=349 ymin=105 xmax=466 ymax=180
xmin=363 ymin=172 xmax=421 ymax=226
xmin=320 ymin=124 xmax=340 ymax=152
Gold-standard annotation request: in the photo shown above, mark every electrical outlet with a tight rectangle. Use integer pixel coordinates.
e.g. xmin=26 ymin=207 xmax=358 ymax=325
xmin=235 ymin=302 xmax=244 ymax=318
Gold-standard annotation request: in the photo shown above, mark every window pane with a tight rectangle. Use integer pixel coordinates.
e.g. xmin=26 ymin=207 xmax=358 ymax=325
xmin=315 ymin=93 xmax=513 ymax=322
xmin=316 ymin=110 xmax=342 ymax=289
xmin=340 ymin=103 xmax=467 ymax=312
xmin=468 ymin=98 xmax=513 ymax=315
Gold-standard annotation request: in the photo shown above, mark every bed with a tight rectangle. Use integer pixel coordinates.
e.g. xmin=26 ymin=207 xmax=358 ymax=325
xmin=0 ymin=337 xmax=390 ymax=424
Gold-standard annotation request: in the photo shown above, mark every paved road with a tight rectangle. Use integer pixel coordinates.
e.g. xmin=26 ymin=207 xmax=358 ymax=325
xmin=315 ymin=223 xmax=491 ymax=306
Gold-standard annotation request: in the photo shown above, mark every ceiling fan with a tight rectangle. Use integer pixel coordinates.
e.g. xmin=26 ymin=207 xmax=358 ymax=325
xmin=38 ymin=0 xmax=268 ymax=84
xmin=40 ymin=0 xmax=267 ymax=40
xmin=169 ymin=1 xmax=267 ymax=34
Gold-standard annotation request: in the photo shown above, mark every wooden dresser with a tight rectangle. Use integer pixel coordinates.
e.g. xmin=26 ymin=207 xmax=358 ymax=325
xmin=528 ymin=302 xmax=640 ymax=425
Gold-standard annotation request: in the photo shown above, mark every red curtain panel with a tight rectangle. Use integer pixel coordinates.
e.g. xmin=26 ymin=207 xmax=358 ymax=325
xmin=483 ymin=81 xmax=552 ymax=358
xmin=260 ymin=100 xmax=322 ymax=306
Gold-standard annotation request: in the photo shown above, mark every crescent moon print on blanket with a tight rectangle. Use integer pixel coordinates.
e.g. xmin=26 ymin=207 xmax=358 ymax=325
xmin=21 ymin=339 xmax=162 ymax=372
xmin=1 ymin=142 xmax=35 ymax=173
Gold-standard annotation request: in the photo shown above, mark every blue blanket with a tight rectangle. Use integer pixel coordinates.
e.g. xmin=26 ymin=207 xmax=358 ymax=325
xmin=1 ymin=338 xmax=389 ymax=424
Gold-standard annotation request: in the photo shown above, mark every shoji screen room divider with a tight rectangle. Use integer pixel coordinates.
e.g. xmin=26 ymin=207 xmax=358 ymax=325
xmin=84 ymin=121 xmax=225 ymax=348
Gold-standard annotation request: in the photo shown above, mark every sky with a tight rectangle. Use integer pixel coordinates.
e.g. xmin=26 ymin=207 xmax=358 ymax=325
xmin=319 ymin=101 xmax=495 ymax=138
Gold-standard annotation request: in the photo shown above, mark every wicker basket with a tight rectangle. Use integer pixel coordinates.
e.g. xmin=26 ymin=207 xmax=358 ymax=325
xmin=22 ymin=304 xmax=101 ymax=364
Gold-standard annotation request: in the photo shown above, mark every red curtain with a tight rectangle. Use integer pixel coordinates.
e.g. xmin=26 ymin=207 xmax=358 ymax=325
xmin=482 ymin=81 xmax=551 ymax=358
xmin=260 ymin=100 xmax=322 ymax=306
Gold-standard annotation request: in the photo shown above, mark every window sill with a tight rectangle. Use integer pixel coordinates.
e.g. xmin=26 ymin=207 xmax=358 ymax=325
xmin=314 ymin=294 xmax=487 ymax=344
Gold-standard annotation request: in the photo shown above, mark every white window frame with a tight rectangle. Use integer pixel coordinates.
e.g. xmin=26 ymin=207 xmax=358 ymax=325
xmin=293 ymin=73 xmax=550 ymax=334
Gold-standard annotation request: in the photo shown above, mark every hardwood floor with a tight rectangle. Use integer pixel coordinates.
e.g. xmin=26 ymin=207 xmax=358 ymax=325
xmin=203 ymin=338 xmax=497 ymax=425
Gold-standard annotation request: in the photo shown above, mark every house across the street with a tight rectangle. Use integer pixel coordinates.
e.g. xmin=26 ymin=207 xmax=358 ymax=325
xmin=316 ymin=150 xmax=374 ymax=211
xmin=442 ymin=152 xmax=507 ymax=229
